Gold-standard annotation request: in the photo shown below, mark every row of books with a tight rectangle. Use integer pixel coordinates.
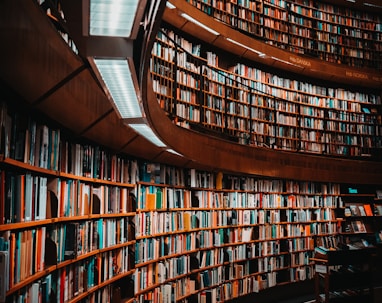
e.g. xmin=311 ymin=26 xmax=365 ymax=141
xmin=0 ymin=172 xmax=48 ymax=224
xmin=174 ymin=71 xmax=377 ymax=132
xmin=135 ymin=257 xmax=313 ymax=302
xmin=154 ymin=29 xmax=380 ymax=106
xmin=344 ymin=203 xmax=382 ymax=217
xmin=135 ymin=233 xmax=198 ymax=263
xmin=50 ymin=219 xmax=134 ymax=262
xmin=192 ymin=0 xmax=381 ymax=31
xmin=140 ymin=163 xmax=186 ymax=186
xmin=141 ymin=167 xmax=288 ymax=192
xmin=182 ymin=265 xmax=313 ymax=302
xmin=7 ymin=259 xmax=127 ymax=303
xmin=0 ymin=101 xmax=139 ymax=183
xmin=1 ymin=219 xmax=135 ymax=289
xmin=0 ymin=171 xmax=135 ymax=225
xmin=151 ymin=31 xmax=381 ymax=156
xmin=191 ymin=171 xmax=341 ymax=195
xmin=138 ymin=185 xmax=188 ymax=210
xmin=185 ymin=0 xmax=382 ymax=68
xmin=60 ymin=140 xmax=137 ymax=183
xmin=138 ymin=186 xmax=342 ymax=211
xmin=135 ymin=232 xmax=317 ymax=265
xmin=229 ymin=63 xmax=380 ymax=107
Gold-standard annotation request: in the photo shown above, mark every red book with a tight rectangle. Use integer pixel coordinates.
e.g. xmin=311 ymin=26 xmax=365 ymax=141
xmin=60 ymin=269 xmax=65 ymax=303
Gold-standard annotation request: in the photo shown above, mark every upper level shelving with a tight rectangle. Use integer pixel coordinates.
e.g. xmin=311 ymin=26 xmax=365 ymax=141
xmin=150 ymin=27 xmax=382 ymax=160
xmin=184 ymin=0 xmax=382 ymax=70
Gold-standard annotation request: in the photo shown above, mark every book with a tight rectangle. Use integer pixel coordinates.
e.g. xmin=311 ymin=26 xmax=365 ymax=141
xmin=376 ymin=190 xmax=382 ymax=199
xmin=363 ymin=204 xmax=373 ymax=216
xmin=375 ymin=205 xmax=382 ymax=216
xmin=64 ymin=223 xmax=78 ymax=260
xmin=0 ymin=251 xmax=9 ymax=303
xmin=45 ymin=233 xmax=58 ymax=267
xmin=351 ymin=220 xmax=366 ymax=233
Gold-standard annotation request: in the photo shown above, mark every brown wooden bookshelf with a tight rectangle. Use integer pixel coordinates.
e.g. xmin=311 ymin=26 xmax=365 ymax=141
xmin=183 ymin=0 xmax=382 ymax=71
xmin=150 ymin=26 xmax=382 ymax=159
xmin=312 ymin=247 xmax=376 ymax=302
xmin=0 ymin=98 xmax=137 ymax=302
xmin=134 ymin=174 xmax=345 ymax=301
xmin=1 ymin=1 xmax=382 ymax=303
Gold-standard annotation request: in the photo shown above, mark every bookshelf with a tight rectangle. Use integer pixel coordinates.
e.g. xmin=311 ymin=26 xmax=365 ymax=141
xmin=36 ymin=0 xmax=78 ymax=55
xmin=184 ymin=0 xmax=382 ymax=70
xmin=133 ymin=167 xmax=346 ymax=302
xmin=151 ymin=27 xmax=382 ymax=158
xmin=0 ymin=101 xmax=136 ymax=303
xmin=309 ymin=184 xmax=382 ymax=302
xmin=338 ymin=185 xmax=382 ymax=249
xmin=1 ymin=0 xmax=382 ymax=302
xmin=312 ymin=248 xmax=376 ymax=303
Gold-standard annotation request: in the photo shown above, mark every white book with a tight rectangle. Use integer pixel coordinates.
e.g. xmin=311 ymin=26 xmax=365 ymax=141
xmin=242 ymin=227 xmax=253 ymax=242
xmin=40 ymin=125 xmax=49 ymax=169
xmin=24 ymin=174 xmax=33 ymax=222
xmin=163 ymin=284 xmax=172 ymax=303
xmin=29 ymin=282 xmax=40 ymax=303
xmin=190 ymin=169 xmax=196 ymax=188
xmin=40 ymin=177 xmax=47 ymax=220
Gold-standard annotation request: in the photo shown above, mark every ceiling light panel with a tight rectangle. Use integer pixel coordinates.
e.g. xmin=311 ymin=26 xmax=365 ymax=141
xmin=93 ymin=59 xmax=142 ymax=119
xmin=128 ymin=124 xmax=167 ymax=147
xmin=90 ymin=0 xmax=140 ymax=37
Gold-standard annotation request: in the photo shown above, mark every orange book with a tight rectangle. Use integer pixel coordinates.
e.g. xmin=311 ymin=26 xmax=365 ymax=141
xmin=146 ymin=192 xmax=156 ymax=210
xmin=184 ymin=212 xmax=191 ymax=231
xmin=363 ymin=204 xmax=373 ymax=216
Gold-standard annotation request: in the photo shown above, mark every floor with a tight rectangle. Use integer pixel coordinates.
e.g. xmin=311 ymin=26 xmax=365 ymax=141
xmin=226 ymin=281 xmax=382 ymax=303
xmin=277 ymin=286 xmax=382 ymax=303
xmin=278 ymin=295 xmax=315 ymax=303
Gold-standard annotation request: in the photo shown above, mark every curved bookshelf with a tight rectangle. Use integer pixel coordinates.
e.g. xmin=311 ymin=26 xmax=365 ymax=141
xmin=183 ymin=0 xmax=382 ymax=71
xmin=133 ymin=170 xmax=344 ymax=302
xmin=134 ymin=0 xmax=382 ymax=185
xmin=150 ymin=27 xmax=382 ymax=158
xmin=1 ymin=1 xmax=382 ymax=303
xmin=163 ymin=0 xmax=382 ymax=88
xmin=0 ymin=102 xmax=136 ymax=303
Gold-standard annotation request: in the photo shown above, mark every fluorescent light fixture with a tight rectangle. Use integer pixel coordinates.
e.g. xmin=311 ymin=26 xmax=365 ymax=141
xmin=89 ymin=0 xmax=139 ymax=37
xmin=226 ymin=38 xmax=265 ymax=57
xmin=180 ymin=13 xmax=219 ymax=36
xmin=166 ymin=149 xmax=183 ymax=156
xmin=364 ymin=2 xmax=382 ymax=8
xmin=128 ymin=124 xmax=167 ymax=147
xmin=166 ymin=2 xmax=176 ymax=9
xmin=271 ymin=56 xmax=298 ymax=67
xmin=93 ymin=58 xmax=142 ymax=119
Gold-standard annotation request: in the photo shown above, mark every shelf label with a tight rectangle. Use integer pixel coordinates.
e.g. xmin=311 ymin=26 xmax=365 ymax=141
xmin=345 ymin=71 xmax=368 ymax=79
xmin=289 ymin=56 xmax=312 ymax=67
